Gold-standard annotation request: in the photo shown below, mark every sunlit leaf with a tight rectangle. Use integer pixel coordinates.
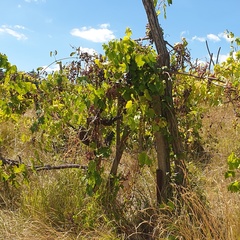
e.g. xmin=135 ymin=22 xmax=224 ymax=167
xmin=125 ymin=27 xmax=132 ymax=38
xmin=135 ymin=54 xmax=145 ymax=68
xmin=125 ymin=100 xmax=133 ymax=109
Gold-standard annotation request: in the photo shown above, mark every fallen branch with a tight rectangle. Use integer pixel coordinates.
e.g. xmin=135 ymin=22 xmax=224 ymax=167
xmin=35 ymin=164 xmax=87 ymax=171
xmin=0 ymin=156 xmax=88 ymax=171
xmin=0 ymin=157 xmax=20 ymax=166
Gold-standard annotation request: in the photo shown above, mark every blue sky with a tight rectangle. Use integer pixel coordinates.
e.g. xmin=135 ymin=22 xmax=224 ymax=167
xmin=0 ymin=0 xmax=240 ymax=72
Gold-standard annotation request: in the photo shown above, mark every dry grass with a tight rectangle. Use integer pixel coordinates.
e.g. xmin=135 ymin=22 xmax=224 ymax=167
xmin=0 ymin=209 xmax=73 ymax=240
xmin=200 ymin=104 xmax=240 ymax=239
xmin=1 ymin=104 xmax=240 ymax=239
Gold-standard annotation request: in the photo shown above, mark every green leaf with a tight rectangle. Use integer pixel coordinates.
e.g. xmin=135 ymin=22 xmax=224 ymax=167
xmin=70 ymin=51 xmax=76 ymax=57
xmin=138 ymin=151 xmax=153 ymax=167
xmin=144 ymin=89 xmax=152 ymax=101
xmin=227 ymin=152 xmax=240 ymax=170
xmin=135 ymin=54 xmax=145 ymax=68
xmin=146 ymin=108 xmax=155 ymax=118
xmin=225 ymin=170 xmax=235 ymax=178
xmin=37 ymin=66 xmax=43 ymax=71
xmin=228 ymin=181 xmax=240 ymax=192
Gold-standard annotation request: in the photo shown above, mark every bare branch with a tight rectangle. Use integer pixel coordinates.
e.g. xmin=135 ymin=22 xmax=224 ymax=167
xmin=205 ymin=40 xmax=215 ymax=68
xmin=216 ymin=47 xmax=221 ymax=65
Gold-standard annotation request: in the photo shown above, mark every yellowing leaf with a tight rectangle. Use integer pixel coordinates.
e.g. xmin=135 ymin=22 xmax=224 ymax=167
xmin=21 ymin=133 xmax=31 ymax=143
xmin=95 ymin=58 xmax=100 ymax=67
xmin=125 ymin=100 xmax=133 ymax=109
xmin=125 ymin=28 xmax=132 ymax=38
xmin=135 ymin=54 xmax=145 ymax=68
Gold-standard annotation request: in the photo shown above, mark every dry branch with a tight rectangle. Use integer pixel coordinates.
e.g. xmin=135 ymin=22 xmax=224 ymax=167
xmin=34 ymin=164 xmax=87 ymax=171
xmin=0 ymin=155 xmax=87 ymax=171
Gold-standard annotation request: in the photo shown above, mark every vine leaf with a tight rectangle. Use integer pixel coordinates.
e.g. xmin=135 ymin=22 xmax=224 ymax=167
xmin=138 ymin=151 xmax=153 ymax=167
xmin=135 ymin=54 xmax=145 ymax=68
xmin=125 ymin=100 xmax=133 ymax=109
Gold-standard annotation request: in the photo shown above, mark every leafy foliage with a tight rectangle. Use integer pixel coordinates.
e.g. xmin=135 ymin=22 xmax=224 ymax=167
xmin=1 ymin=28 xmax=240 ymax=199
xmin=225 ymin=152 xmax=240 ymax=192
xmin=1 ymin=3 xmax=240 ymax=238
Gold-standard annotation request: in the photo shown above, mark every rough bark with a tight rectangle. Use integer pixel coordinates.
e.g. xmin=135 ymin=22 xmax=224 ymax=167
xmin=142 ymin=0 xmax=170 ymax=66
xmin=152 ymin=95 xmax=171 ymax=202
xmin=142 ymin=0 xmax=171 ymax=202
xmin=142 ymin=0 xmax=186 ymax=203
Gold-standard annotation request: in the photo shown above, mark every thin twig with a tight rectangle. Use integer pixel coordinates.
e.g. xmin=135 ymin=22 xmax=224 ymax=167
xmin=216 ymin=47 xmax=221 ymax=65
xmin=205 ymin=41 xmax=215 ymax=67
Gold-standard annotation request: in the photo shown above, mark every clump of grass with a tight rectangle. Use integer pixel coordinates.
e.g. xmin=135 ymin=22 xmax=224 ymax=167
xmin=0 ymin=121 xmax=19 ymax=157
xmin=20 ymin=168 xmax=119 ymax=237
xmin=168 ymin=188 xmax=227 ymax=239
xmin=201 ymin=104 xmax=240 ymax=239
xmin=117 ymin=185 xmax=229 ymax=239
xmin=0 ymin=209 xmax=73 ymax=240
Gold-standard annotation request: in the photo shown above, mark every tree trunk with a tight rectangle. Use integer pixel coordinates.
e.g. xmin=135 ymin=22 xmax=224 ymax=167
xmin=142 ymin=0 xmax=186 ymax=203
xmin=152 ymin=95 xmax=171 ymax=202
xmin=142 ymin=0 xmax=170 ymax=66
xmin=108 ymin=96 xmax=130 ymax=192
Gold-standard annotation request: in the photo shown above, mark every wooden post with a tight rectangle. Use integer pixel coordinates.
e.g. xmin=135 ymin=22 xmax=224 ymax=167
xmin=142 ymin=0 xmax=186 ymax=203
xmin=156 ymin=169 xmax=163 ymax=204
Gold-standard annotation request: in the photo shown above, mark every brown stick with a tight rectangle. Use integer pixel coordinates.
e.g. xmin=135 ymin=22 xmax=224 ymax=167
xmin=35 ymin=164 xmax=87 ymax=171
xmin=0 ymin=156 xmax=87 ymax=171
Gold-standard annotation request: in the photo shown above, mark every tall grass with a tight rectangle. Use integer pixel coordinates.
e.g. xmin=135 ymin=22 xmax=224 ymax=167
xmin=0 ymin=104 xmax=240 ymax=239
xmin=19 ymin=169 xmax=118 ymax=237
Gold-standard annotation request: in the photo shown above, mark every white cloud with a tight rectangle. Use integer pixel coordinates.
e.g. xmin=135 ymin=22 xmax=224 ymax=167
xmin=192 ymin=33 xmax=230 ymax=43
xmin=192 ymin=35 xmax=205 ymax=42
xmin=14 ymin=25 xmax=26 ymax=30
xmin=80 ymin=47 xmax=97 ymax=55
xmin=0 ymin=25 xmax=27 ymax=40
xmin=207 ymin=34 xmax=220 ymax=42
xmin=41 ymin=64 xmax=59 ymax=73
xmin=180 ymin=30 xmax=189 ymax=37
xmin=211 ymin=53 xmax=229 ymax=63
xmin=191 ymin=32 xmax=235 ymax=44
xmin=70 ymin=24 xmax=115 ymax=43
xmin=24 ymin=0 xmax=46 ymax=3
xmin=217 ymin=54 xmax=229 ymax=63
xmin=218 ymin=32 xmax=235 ymax=43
